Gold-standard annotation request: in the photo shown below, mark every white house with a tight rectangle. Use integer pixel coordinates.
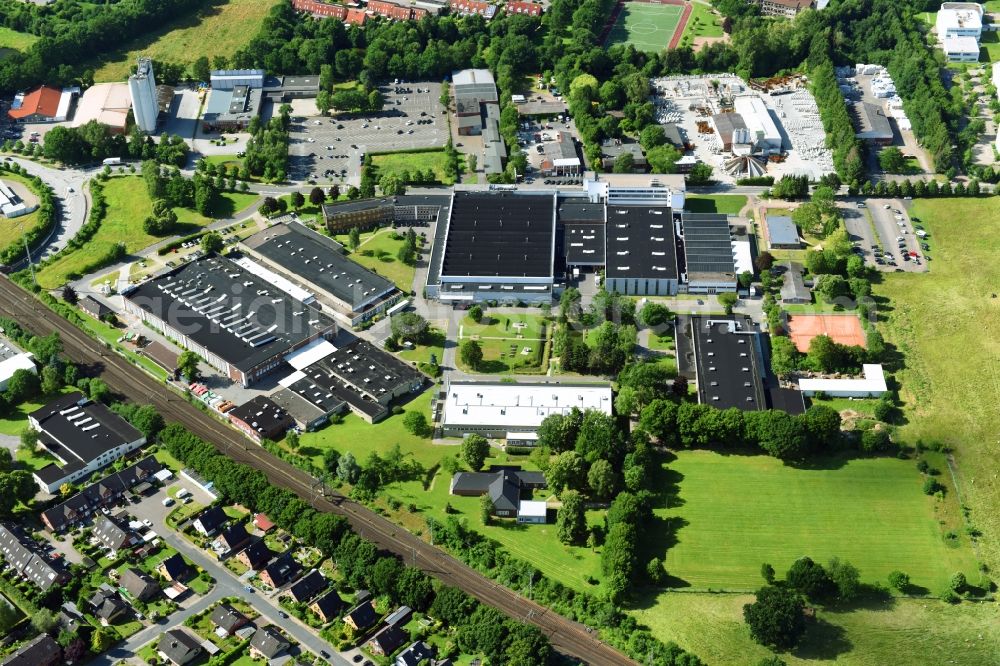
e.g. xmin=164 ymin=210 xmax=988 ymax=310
xmin=517 ymin=500 xmax=548 ymax=524
xmin=798 ymin=364 xmax=887 ymax=398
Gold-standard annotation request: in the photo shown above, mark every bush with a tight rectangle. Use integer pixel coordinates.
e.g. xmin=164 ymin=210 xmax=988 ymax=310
xmin=922 ymin=477 xmax=944 ymax=496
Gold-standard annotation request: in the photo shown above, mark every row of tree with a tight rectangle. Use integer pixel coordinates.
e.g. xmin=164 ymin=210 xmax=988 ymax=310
xmin=244 ymin=106 xmax=291 ymax=182
xmin=42 ymin=122 xmax=188 ymax=168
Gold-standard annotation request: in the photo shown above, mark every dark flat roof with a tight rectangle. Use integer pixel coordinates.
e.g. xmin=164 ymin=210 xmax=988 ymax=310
xmin=124 ymin=255 xmax=335 ymax=372
xmin=242 ymin=222 xmax=396 ymax=310
xmin=557 ymin=200 xmax=604 ymax=223
xmin=604 ymin=206 xmax=677 ymax=279
xmin=31 ymin=392 xmax=142 ymax=465
xmin=441 ymin=192 xmax=555 ymax=279
xmin=321 ymin=198 xmax=394 ymax=217
xmin=691 ymin=316 xmax=765 ymax=411
xmin=683 ymin=213 xmax=736 ymax=276
xmin=229 ymin=396 xmax=295 ymax=437
xmin=563 ymin=223 xmax=605 ymax=265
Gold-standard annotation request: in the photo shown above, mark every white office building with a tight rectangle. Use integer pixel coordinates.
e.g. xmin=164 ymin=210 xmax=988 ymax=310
xmin=128 ymin=57 xmax=158 ymax=133
xmin=936 ymin=2 xmax=983 ymax=40
xmin=941 ymin=35 xmax=981 ymax=62
xmin=798 ymin=364 xmax=888 ymax=398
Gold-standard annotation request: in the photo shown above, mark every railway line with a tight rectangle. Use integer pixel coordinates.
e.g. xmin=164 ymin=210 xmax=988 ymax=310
xmin=0 ymin=277 xmax=635 ymax=666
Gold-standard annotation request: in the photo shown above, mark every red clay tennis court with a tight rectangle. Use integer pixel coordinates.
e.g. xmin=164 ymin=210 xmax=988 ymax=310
xmin=787 ymin=314 xmax=867 ymax=353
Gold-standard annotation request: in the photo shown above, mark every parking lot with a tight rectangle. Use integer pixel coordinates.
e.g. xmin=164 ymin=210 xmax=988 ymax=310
xmin=846 ymin=198 xmax=928 ymax=273
xmin=288 ymin=81 xmax=448 ymax=186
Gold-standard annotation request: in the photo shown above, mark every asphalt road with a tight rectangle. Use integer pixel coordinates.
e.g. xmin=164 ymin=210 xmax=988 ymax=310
xmin=0 ymin=277 xmax=634 ymax=666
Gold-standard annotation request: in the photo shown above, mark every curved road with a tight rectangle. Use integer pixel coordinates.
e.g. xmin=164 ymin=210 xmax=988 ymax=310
xmin=0 ymin=277 xmax=634 ymax=666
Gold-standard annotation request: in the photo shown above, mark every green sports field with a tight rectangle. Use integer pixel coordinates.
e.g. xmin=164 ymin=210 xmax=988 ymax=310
xmin=606 ymin=2 xmax=683 ymax=52
xmin=660 ymin=451 xmax=978 ymax=592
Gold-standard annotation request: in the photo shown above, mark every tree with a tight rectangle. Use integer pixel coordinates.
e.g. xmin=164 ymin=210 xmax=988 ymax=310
xmin=468 ymin=305 xmax=484 ymax=323
xmin=461 ymin=434 xmax=489 ymax=471
xmin=687 ymin=162 xmax=714 ymax=185
xmin=309 ymin=187 xmax=326 ymax=207
xmin=200 ymin=232 xmax=224 ymax=254
xmin=348 ymin=226 xmax=361 ymax=251
xmin=0 ymin=601 xmax=19 ymax=635
xmin=786 ymin=557 xmax=834 ymax=601
xmin=18 ymin=427 xmax=38 ymax=455
xmin=860 ymin=427 xmax=891 ymax=453
xmin=878 ymin=146 xmax=906 ymax=173
xmin=556 ymin=490 xmax=587 ymax=545
xmin=718 ymin=292 xmax=738 ymax=314
xmin=887 ymin=570 xmax=910 ymax=591
xmin=192 ymin=56 xmax=211 ymax=82
xmin=547 ymin=451 xmax=587 ymax=492
xmin=379 ymin=172 xmax=406 ymax=196
xmin=0 ymin=470 xmax=35 ymax=515
xmin=479 ymin=493 xmax=493 ymax=524
xmin=460 ymin=340 xmax=483 ymax=371
xmin=336 ymin=451 xmax=360 ymax=483
xmin=755 ymin=251 xmax=775 ymax=272
xmin=403 ymin=411 xmax=428 ymax=437
xmin=587 ymin=459 xmax=617 ymax=498
xmin=91 ymin=625 xmax=117 ymax=653
xmin=290 ymin=191 xmax=305 ymax=210
xmin=88 ymin=378 xmax=110 ymax=403
xmin=646 ymin=557 xmax=668 ymax=585
xmin=430 ymin=586 xmax=474 ymax=626
xmin=40 ymin=365 xmax=62 ymax=395
xmin=31 ymin=608 xmax=59 ymax=635
xmin=62 ymin=285 xmax=78 ymax=305
xmin=177 ymin=351 xmax=200 ymax=382
xmin=950 ymin=572 xmax=967 ymax=592
xmin=639 ymin=302 xmax=671 ymax=328
xmin=6 ymin=369 xmax=40 ymax=403
xmin=646 ymin=144 xmax=681 ymax=173
xmin=761 ymin=563 xmax=776 ymax=584
xmin=390 ymin=312 xmax=428 ymax=344
xmin=612 ymin=152 xmax=635 ymax=173
xmin=743 ymin=586 xmax=806 ymax=649
xmin=827 ymin=557 xmax=861 ymax=601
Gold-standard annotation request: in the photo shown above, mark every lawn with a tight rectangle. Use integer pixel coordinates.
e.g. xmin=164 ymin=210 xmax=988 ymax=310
xmin=685 ymin=194 xmax=747 ymax=215
xmin=0 ymin=172 xmax=48 ymax=257
xmin=456 ymin=313 xmax=550 ymax=374
xmin=0 ymin=397 xmax=50 ymax=436
xmin=371 ymin=150 xmax=461 ymax=185
xmin=341 ymin=227 xmax=419 ymax=291
xmin=660 ymin=450 xmax=978 ymax=592
xmin=874 ymin=198 xmax=1000 ymax=572
xmin=15 ymin=447 xmax=58 ymax=472
xmin=606 ymin=2 xmax=684 ymax=52
xmin=0 ymin=27 xmax=37 ymax=55
xmin=91 ymin=0 xmax=281 ymax=82
xmin=980 ymin=31 xmax=1000 ymax=63
xmin=682 ymin=1 xmax=724 ymax=41
xmin=396 ymin=327 xmax=446 ymax=368
xmin=634 ymin=591 xmax=1000 ymax=666
xmin=35 ymin=178 xmax=255 ymax=288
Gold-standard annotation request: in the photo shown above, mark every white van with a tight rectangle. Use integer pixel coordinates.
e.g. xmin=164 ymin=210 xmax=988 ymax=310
xmin=176 ymin=488 xmax=192 ymax=499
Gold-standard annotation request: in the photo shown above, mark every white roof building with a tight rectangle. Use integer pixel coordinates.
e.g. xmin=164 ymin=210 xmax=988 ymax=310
xmin=941 ymin=35 xmax=981 ymax=62
xmin=798 ymin=364 xmax=887 ymax=398
xmin=441 ymin=382 xmax=613 ymax=438
xmin=72 ymin=83 xmax=131 ymax=132
xmin=0 ymin=343 xmax=35 ymax=392
xmin=936 ymin=2 xmax=983 ymax=39
xmin=992 ymin=62 xmax=1000 ymax=94
xmin=733 ymin=96 xmax=782 ymax=153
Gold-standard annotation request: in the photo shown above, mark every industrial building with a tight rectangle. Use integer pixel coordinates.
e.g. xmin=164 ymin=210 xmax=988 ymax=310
xmin=240 ymin=221 xmax=402 ymax=327
xmin=936 ymin=2 xmax=982 ymax=40
xmin=681 ymin=213 xmax=738 ymax=293
xmin=122 ymin=255 xmax=337 ymax=387
xmin=434 ymin=190 xmax=556 ymax=302
xmin=582 ymin=173 xmax=686 ymax=208
xmin=940 ymin=35 xmax=980 ymax=62
xmin=852 ymin=101 xmax=894 ymax=144
xmin=540 ymin=132 xmax=581 ymax=176
xmin=453 ymin=69 xmax=499 ymax=136
xmin=28 ymin=392 xmax=147 ymax=493
xmin=732 ymin=96 xmax=782 ymax=154
xmin=6 ymin=85 xmax=75 ymax=123
xmin=799 ymin=364 xmax=887 ymax=398
xmin=72 ymin=83 xmax=131 ymax=133
xmin=0 ymin=179 xmax=37 ymax=219
xmin=439 ymin=381 xmax=612 ymax=439
xmin=765 ymin=215 xmax=801 ymax=249
xmin=228 ymin=395 xmax=295 ymax=443
xmin=278 ymin=338 xmax=425 ymax=423
xmin=604 ymin=205 xmax=679 ymax=296
xmin=129 ymin=58 xmax=158 ymax=133
xmin=599 ymin=138 xmax=647 ymax=171
xmin=203 ymin=70 xmax=320 ymax=130
xmin=690 ymin=316 xmax=767 ymax=411
xmin=710 ymin=112 xmax=747 ymax=152
xmin=559 ymin=199 xmax=606 ymax=270
xmin=0 ymin=333 xmax=35 ymax=392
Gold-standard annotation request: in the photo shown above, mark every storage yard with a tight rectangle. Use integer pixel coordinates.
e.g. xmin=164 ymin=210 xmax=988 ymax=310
xmin=651 ymin=74 xmax=834 ymax=183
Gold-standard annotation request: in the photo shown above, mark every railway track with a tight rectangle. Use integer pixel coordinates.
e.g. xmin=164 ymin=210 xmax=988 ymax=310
xmin=0 ymin=277 xmax=635 ymax=666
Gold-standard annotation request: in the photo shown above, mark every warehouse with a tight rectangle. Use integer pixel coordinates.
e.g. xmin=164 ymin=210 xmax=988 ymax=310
xmin=690 ymin=316 xmax=766 ymax=411
xmin=29 ymin=392 xmax=146 ymax=493
xmin=852 ymin=102 xmax=893 ymax=145
xmin=434 ymin=190 xmax=557 ymax=302
xmin=122 ymin=255 xmax=337 ymax=387
xmin=202 ymin=83 xmax=263 ymax=132
xmin=453 ymin=69 xmax=499 ymax=136
xmin=733 ymin=96 xmax=782 ymax=154
xmin=765 ymin=215 xmax=801 ymax=249
xmin=710 ymin=112 xmax=747 ymax=152
xmin=6 ymin=85 xmax=74 ymax=123
xmin=681 ymin=213 xmax=738 ymax=293
xmin=559 ymin=199 xmax=606 ymax=270
xmin=440 ymin=381 xmax=612 ymax=439
xmin=240 ymin=221 xmax=401 ymax=327
xmin=604 ymin=205 xmax=680 ymax=296
xmin=278 ymin=338 xmax=425 ymax=423
xmin=228 ymin=396 xmax=296 ymax=443
xmin=72 ymin=83 xmax=131 ymax=133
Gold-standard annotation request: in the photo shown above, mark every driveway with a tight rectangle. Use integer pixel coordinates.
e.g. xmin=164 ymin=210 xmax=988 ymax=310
xmin=95 ymin=483 xmax=351 ymax=665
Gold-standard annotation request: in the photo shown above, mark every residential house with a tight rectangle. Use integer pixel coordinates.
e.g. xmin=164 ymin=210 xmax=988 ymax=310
xmin=119 ymin=567 xmax=159 ymax=601
xmin=212 ymin=523 xmax=251 ymax=557
xmin=78 ymin=295 xmax=110 ymax=319
xmin=237 ymin=540 xmax=274 ymax=570
xmin=0 ymin=523 xmax=69 ymax=592
xmin=193 ymin=506 xmax=228 ymax=536
xmin=88 ymin=586 xmax=129 ymax=625
xmin=92 ymin=514 xmax=137 ymax=553
xmin=259 ymin=552 xmax=301 ymax=589
xmin=384 ymin=605 xmax=413 ymax=628
xmin=368 ymin=625 xmax=408 ymax=656
xmin=41 ymin=456 xmax=162 ymax=532
xmin=396 ymin=641 xmax=436 ymax=666
xmin=288 ymin=569 xmax=328 ymax=603
xmin=0 ymin=634 xmax=62 ymax=666
xmin=343 ymin=600 xmax=378 ymax=632
xmin=249 ymin=626 xmax=290 ymax=660
xmin=158 ymin=553 xmax=191 ymax=582
xmin=157 ymin=628 xmax=203 ymax=666
xmin=450 ymin=469 xmax=547 ymax=519
xmin=253 ymin=513 xmax=275 ymax=533
xmin=600 ymin=138 xmax=647 ymax=172
xmin=210 ymin=604 xmax=249 ymax=636
xmin=310 ymin=590 xmax=345 ymax=623
xmin=57 ymin=602 xmax=86 ymax=635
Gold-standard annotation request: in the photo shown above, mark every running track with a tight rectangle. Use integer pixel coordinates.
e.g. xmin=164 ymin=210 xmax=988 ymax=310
xmin=0 ymin=277 xmax=635 ymax=666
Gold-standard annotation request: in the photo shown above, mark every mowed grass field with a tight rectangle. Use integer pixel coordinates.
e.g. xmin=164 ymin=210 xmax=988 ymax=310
xmin=635 ymin=591 xmax=1000 ymax=665
xmin=874 ymin=198 xmax=1000 ymax=572
xmin=0 ymin=26 xmax=37 ymax=57
xmin=660 ymin=451 xmax=978 ymax=592
xmin=91 ymin=0 xmax=280 ymax=82
xmin=685 ymin=194 xmax=748 ymax=215
xmin=340 ymin=227 xmax=418 ymax=291
xmin=371 ymin=150 xmax=461 ymax=186
xmin=606 ymin=2 xmax=683 ymax=52
xmin=457 ymin=313 xmax=549 ymax=374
